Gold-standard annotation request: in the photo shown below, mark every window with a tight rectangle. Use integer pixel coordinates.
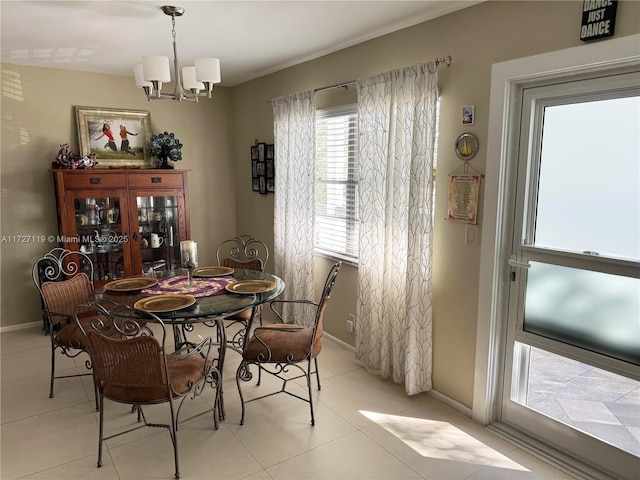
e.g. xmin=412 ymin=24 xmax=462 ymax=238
xmin=315 ymin=105 xmax=359 ymax=261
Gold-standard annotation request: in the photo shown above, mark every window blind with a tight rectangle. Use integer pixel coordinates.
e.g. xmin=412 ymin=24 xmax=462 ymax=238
xmin=315 ymin=105 xmax=359 ymax=261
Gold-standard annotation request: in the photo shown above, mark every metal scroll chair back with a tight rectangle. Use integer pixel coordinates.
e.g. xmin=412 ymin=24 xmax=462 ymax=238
xmin=32 ymin=248 xmax=95 ymax=403
xmin=33 ymin=248 xmax=94 ymax=331
xmin=77 ymin=304 xmax=220 ymax=480
xmin=216 ymin=235 xmax=269 ymax=335
xmin=236 ymin=261 xmax=342 ymax=426
xmin=216 ymin=235 xmax=269 ymax=272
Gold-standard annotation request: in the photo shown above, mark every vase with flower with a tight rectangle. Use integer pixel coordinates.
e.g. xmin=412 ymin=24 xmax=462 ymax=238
xmin=149 ymin=131 xmax=183 ymax=169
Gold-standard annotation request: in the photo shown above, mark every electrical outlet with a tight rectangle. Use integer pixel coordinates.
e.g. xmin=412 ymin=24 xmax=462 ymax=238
xmin=346 ymin=314 xmax=355 ymax=333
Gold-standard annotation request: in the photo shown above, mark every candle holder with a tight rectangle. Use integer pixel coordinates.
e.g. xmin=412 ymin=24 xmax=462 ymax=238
xmin=180 ymin=240 xmax=198 ymax=286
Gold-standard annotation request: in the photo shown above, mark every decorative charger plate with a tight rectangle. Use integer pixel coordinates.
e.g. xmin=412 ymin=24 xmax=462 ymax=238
xmin=104 ymin=277 xmax=158 ymax=292
xmin=134 ymin=294 xmax=196 ymax=312
xmin=225 ymin=280 xmax=276 ymax=294
xmin=192 ymin=266 xmax=234 ymax=278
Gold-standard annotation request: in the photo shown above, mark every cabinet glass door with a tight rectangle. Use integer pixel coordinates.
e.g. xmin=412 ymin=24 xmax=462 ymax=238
xmin=135 ymin=194 xmax=181 ymax=275
xmin=72 ymin=195 xmax=128 ymax=281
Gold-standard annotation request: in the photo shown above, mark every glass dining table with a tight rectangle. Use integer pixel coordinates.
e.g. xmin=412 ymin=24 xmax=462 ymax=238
xmin=95 ymin=268 xmax=285 ymax=420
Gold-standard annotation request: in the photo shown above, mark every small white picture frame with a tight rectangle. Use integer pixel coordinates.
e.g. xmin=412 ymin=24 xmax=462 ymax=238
xmin=462 ymin=105 xmax=475 ymax=125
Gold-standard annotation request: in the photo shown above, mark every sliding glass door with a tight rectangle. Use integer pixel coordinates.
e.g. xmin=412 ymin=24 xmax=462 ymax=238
xmin=502 ymin=72 xmax=640 ymax=479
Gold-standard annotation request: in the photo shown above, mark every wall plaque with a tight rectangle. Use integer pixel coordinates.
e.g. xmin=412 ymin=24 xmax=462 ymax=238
xmin=580 ymin=0 xmax=617 ymax=41
xmin=447 ymin=175 xmax=481 ymax=224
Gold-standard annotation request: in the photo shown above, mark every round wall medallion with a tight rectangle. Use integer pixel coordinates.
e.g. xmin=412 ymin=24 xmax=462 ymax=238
xmin=455 ymin=133 xmax=479 ymax=161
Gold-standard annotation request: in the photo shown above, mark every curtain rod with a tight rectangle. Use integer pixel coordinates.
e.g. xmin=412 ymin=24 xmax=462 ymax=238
xmin=313 ymin=55 xmax=452 ymax=94
xmin=268 ymin=55 xmax=452 ymax=102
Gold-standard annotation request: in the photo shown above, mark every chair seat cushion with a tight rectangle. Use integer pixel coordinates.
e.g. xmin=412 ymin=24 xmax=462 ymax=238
xmin=225 ymin=307 xmax=252 ymax=322
xmin=102 ymin=356 xmax=209 ymax=403
xmin=56 ymin=315 xmax=146 ymax=350
xmin=243 ymin=324 xmax=322 ymax=362
xmin=167 ymin=357 xmax=211 ymax=395
xmin=55 ymin=316 xmax=96 ymax=349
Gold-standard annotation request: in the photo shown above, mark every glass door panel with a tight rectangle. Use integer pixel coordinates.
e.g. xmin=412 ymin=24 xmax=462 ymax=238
xmin=136 ymin=194 xmax=180 ymax=274
xmin=72 ymin=195 xmax=127 ymax=281
xmin=524 ymin=262 xmax=640 ymax=365
xmin=534 ymin=98 xmax=640 ymax=261
xmin=514 ymin=343 xmax=640 ymax=457
xmin=503 ymin=72 xmax=640 ymax=478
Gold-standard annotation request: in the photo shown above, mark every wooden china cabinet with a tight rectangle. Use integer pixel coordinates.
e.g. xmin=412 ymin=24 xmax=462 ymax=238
xmin=52 ymin=169 xmax=190 ymax=282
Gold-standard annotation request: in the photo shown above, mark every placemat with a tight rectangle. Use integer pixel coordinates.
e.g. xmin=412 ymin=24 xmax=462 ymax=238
xmin=141 ymin=275 xmax=236 ymax=298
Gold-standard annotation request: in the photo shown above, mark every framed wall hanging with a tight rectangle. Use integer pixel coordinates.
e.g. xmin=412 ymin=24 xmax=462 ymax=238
xmin=75 ymin=106 xmax=153 ymax=168
xmin=454 ymin=132 xmax=479 ymax=161
xmin=251 ymin=142 xmax=274 ymax=194
xmin=462 ymin=105 xmax=475 ymax=125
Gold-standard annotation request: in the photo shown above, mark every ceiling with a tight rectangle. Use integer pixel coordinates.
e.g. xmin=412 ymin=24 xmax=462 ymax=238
xmin=0 ymin=1 xmax=479 ymax=87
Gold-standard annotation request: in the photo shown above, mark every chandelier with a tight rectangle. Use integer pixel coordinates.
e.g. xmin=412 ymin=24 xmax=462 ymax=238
xmin=134 ymin=5 xmax=220 ymax=102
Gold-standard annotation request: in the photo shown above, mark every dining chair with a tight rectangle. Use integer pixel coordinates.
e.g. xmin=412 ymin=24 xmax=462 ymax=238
xmin=215 ymin=235 xmax=269 ymax=350
xmin=32 ymin=248 xmax=97 ymax=404
xmin=236 ymin=261 xmax=342 ymax=426
xmin=76 ymin=303 xmax=220 ymax=480
xmin=216 ymin=234 xmax=269 ymax=272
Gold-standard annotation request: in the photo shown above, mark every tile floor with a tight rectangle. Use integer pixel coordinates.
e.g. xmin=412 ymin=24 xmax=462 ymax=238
xmin=1 ymin=324 xmax=578 ymax=480
xmin=527 ymin=347 xmax=640 ymax=457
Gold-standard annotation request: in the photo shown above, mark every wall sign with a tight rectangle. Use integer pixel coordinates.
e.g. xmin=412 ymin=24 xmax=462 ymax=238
xmin=580 ymin=0 xmax=617 ymax=41
xmin=447 ymin=174 xmax=481 ymax=224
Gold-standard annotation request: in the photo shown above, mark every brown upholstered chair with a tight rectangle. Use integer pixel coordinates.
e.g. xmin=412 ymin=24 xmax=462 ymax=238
xmin=216 ymin=235 xmax=269 ymax=350
xmin=77 ymin=303 xmax=220 ymax=480
xmin=236 ymin=261 xmax=341 ymax=426
xmin=32 ymin=248 xmax=96 ymax=403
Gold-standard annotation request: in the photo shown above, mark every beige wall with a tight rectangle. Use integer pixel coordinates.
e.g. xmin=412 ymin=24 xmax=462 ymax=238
xmin=230 ymin=1 xmax=640 ymax=408
xmin=0 ymin=66 xmax=236 ymax=331
xmin=2 ymin=1 xmax=638 ymax=410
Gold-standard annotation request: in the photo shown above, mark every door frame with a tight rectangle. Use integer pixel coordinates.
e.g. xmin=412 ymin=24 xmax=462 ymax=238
xmin=473 ymin=33 xmax=640 ymax=472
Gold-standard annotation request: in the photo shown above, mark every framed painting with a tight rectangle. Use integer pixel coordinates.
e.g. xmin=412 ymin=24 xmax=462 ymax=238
xmin=75 ymin=106 xmax=154 ymax=168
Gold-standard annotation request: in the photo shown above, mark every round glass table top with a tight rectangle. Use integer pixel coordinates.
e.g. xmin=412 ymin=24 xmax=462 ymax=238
xmin=97 ymin=269 xmax=284 ymax=322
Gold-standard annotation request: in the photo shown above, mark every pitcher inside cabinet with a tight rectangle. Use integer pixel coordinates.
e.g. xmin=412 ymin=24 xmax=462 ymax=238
xmin=137 ymin=194 xmax=180 ymax=273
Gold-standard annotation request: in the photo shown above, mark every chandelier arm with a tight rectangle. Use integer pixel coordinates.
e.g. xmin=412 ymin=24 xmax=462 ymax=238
xmin=148 ymin=94 xmax=197 ymax=102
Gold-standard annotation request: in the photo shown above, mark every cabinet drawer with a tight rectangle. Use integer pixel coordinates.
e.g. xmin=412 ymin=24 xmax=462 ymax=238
xmin=128 ymin=172 xmax=184 ymax=188
xmin=63 ymin=173 xmax=127 ymax=189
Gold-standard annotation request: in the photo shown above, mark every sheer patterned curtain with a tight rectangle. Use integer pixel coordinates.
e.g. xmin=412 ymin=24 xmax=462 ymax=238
xmin=355 ymin=63 xmax=438 ymax=395
xmin=272 ymin=91 xmax=316 ymax=324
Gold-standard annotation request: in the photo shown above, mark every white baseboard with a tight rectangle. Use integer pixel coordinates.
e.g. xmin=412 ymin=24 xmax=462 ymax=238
xmin=323 ymin=331 xmax=472 ymax=418
xmin=323 ymin=331 xmax=356 ymax=353
xmin=1 ymin=321 xmax=41 ymax=333
xmin=427 ymin=389 xmax=472 ymax=417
